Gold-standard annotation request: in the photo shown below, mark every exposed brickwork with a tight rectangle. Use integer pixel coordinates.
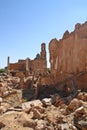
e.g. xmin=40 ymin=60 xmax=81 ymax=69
xmin=7 ymin=22 xmax=87 ymax=91
xmin=7 ymin=43 xmax=47 ymax=77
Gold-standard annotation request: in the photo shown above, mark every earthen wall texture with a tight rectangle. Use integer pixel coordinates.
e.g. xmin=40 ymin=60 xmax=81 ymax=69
xmin=49 ymin=22 xmax=87 ymax=90
xmin=8 ymin=62 xmax=25 ymax=71
xmin=8 ymin=43 xmax=47 ymax=77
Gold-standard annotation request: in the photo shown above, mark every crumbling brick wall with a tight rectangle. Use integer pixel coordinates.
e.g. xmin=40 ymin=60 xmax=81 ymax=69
xmin=49 ymin=22 xmax=87 ymax=90
xmin=7 ymin=43 xmax=47 ymax=77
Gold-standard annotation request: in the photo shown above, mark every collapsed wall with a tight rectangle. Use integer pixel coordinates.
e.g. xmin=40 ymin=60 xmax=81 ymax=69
xmin=6 ymin=22 xmax=87 ymax=92
xmin=49 ymin=21 xmax=87 ymax=90
xmin=7 ymin=43 xmax=47 ymax=78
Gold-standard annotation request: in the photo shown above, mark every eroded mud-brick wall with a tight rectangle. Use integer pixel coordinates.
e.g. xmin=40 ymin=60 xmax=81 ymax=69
xmin=8 ymin=43 xmax=47 ymax=77
xmin=49 ymin=22 xmax=87 ymax=90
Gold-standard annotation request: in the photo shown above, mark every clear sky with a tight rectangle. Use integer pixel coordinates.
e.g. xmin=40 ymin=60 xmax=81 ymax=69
xmin=0 ymin=0 xmax=87 ymax=68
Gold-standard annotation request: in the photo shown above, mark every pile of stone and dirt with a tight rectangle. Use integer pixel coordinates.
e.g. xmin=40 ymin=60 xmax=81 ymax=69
xmin=0 ymin=73 xmax=20 ymax=96
xmin=0 ymin=91 xmax=86 ymax=130
xmin=0 ymin=73 xmax=22 ymax=106
xmin=0 ymin=73 xmax=87 ymax=130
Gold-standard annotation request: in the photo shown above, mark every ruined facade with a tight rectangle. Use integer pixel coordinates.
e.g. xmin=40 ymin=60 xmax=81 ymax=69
xmin=7 ymin=22 xmax=87 ymax=91
xmin=49 ymin=22 xmax=87 ymax=90
xmin=7 ymin=43 xmax=47 ymax=77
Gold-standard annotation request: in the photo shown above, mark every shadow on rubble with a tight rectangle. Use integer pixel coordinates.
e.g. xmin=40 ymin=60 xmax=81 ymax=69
xmin=22 ymin=72 xmax=87 ymax=102
xmin=22 ymin=83 xmax=77 ymax=102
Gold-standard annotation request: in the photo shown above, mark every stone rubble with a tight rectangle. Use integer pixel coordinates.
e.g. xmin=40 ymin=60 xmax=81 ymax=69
xmin=0 ymin=96 xmax=86 ymax=129
xmin=0 ymin=73 xmax=87 ymax=130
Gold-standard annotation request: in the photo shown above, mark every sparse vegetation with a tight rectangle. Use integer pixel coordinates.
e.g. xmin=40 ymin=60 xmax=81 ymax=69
xmin=0 ymin=68 xmax=7 ymax=73
xmin=47 ymin=68 xmax=51 ymax=73
xmin=35 ymin=53 xmax=41 ymax=59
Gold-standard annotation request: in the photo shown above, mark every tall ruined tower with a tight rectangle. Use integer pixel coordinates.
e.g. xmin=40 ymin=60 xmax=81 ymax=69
xmin=40 ymin=43 xmax=47 ymax=74
xmin=41 ymin=43 xmax=46 ymax=59
xmin=7 ymin=56 xmax=10 ymax=74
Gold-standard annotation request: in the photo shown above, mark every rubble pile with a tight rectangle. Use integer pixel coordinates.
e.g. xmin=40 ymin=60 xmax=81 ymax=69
xmin=0 ymin=95 xmax=87 ymax=130
xmin=0 ymin=73 xmax=22 ymax=107
xmin=0 ymin=73 xmax=87 ymax=130
xmin=0 ymin=73 xmax=20 ymax=96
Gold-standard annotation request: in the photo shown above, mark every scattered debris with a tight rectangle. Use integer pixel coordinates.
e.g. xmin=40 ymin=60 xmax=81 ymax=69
xmin=0 ymin=73 xmax=87 ymax=130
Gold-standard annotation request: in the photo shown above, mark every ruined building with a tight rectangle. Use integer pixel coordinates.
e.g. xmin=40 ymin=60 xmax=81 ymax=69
xmin=7 ymin=43 xmax=47 ymax=77
xmin=49 ymin=21 xmax=87 ymax=90
xmin=7 ymin=22 xmax=87 ymax=91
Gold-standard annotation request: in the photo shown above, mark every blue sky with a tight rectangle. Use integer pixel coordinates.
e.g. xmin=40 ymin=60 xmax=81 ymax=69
xmin=0 ymin=0 xmax=87 ymax=68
